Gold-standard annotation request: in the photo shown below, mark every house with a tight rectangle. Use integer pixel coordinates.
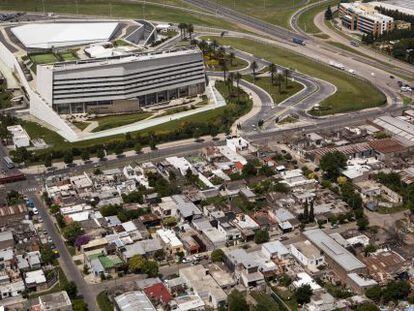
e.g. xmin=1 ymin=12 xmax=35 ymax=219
xmin=292 ymin=272 xmax=322 ymax=291
xmin=304 ymin=291 xmax=336 ymax=311
xmin=361 ymin=249 xmax=408 ymax=285
xmin=86 ymin=253 xmax=124 ymax=278
xmin=290 ymin=240 xmax=325 ymax=273
xmin=261 ymin=241 xmax=290 ymax=260
xmin=303 ymin=229 xmax=366 ymax=283
xmin=0 ymin=205 xmax=27 ymax=227
xmin=122 ymin=239 xmax=163 ymax=260
xmin=172 ymin=195 xmax=202 ymax=222
xmin=114 ymin=291 xmax=156 ymax=311
xmin=24 ymin=270 xmax=47 ymax=291
xmin=280 ymin=169 xmax=317 ymax=190
xmin=0 ymin=280 xmax=25 ymax=300
xmin=0 ymin=231 xmax=14 ymax=249
xmin=179 ymin=265 xmax=227 ymax=309
xmin=38 ymin=291 xmax=72 ymax=311
xmin=347 ymin=273 xmax=378 ymax=294
xmin=0 ymin=249 xmax=14 ymax=270
xmin=156 ymin=229 xmax=184 ymax=258
xmin=143 ymin=282 xmax=172 ymax=305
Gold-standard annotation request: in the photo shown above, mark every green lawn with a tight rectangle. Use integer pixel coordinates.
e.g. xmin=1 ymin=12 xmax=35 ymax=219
xmin=208 ymin=57 xmax=249 ymax=72
xmin=97 ymin=291 xmax=114 ymax=311
xmin=217 ymin=0 xmax=320 ymax=28
xmin=251 ymin=291 xmax=280 ymax=311
xmin=297 ymin=0 xmax=340 ymax=34
xmin=0 ymin=0 xmax=242 ymax=31
xmin=72 ymin=121 xmax=90 ymax=131
xmin=20 ymin=120 xmax=66 ymax=146
xmin=29 ymin=53 xmax=59 ymax=65
xmin=59 ymin=52 xmax=78 ymax=61
xmin=91 ymin=112 xmax=153 ymax=132
xmin=203 ymin=36 xmax=386 ymax=115
xmin=243 ymin=75 xmax=304 ymax=104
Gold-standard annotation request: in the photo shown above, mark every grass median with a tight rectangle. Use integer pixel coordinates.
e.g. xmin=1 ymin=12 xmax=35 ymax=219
xmin=91 ymin=112 xmax=153 ymax=133
xmin=203 ymin=36 xmax=386 ymax=115
xmin=297 ymin=0 xmax=340 ymax=34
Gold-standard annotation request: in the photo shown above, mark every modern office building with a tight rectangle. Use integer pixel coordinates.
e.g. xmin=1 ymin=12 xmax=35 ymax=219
xmin=36 ymin=47 xmax=206 ymax=114
xmin=339 ymin=2 xmax=394 ymax=36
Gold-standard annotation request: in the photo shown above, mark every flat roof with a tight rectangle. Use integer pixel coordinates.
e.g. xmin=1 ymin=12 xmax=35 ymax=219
xmin=11 ymin=22 xmax=119 ymax=49
xmin=303 ymin=229 xmax=366 ymax=272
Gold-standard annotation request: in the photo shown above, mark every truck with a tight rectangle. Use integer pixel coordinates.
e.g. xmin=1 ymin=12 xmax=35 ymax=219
xmin=329 ymin=60 xmax=345 ymax=70
xmin=292 ymin=37 xmax=305 ymax=46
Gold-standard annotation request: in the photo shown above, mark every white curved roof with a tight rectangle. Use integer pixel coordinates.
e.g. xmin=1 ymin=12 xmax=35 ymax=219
xmin=11 ymin=22 xmax=119 ymax=49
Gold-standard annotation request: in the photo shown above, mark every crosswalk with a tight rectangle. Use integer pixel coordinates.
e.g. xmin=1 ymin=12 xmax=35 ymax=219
xmin=22 ymin=187 xmax=39 ymax=193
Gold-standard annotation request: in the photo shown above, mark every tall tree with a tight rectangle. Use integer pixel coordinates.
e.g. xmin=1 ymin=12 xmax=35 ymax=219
xmin=309 ymin=200 xmax=315 ymax=222
xmin=320 ymin=151 xmax=347 ymax=180
xmin=229 ymin=51 xmax=235 ymax=66
xmin=187 ymin=23 xmax=194 ymax=39
xmin=251 ymin=60 xmax=258 ymax=80
xmin=268 ymin=63 xmax=276 ymax=85
xmin=325 ymin=6 xmax=333 ymax=20
xmin=284 ymin=68 xmax=291 ymax=87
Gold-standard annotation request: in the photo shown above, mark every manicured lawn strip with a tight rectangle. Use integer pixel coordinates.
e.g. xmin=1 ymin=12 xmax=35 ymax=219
xmin=72 ymin=121 xmax=89 ymax=131
xmin=97 ymin=291 xmax=114 ymax=311
xmin=218 ymin=0 xmax=320 ymax=28
xmin=59 ymin=52 xmax=78 ymax=61
xmin=209 ymin=57 xmax=249 ymax=72
xmin=203 ymin=36 xmax=386 ymax=115
xmin=29 ymin=53 xmax=59 ymax=65
xmin=91 ymin=112 xmax=153 ymax=132
xmin=297 ymin=0 xmax=340 ymax=34
xmin=0 ymin=0 xmax=242 ymax=31
xmin=243 ymin=75 xmax=304 ymax=104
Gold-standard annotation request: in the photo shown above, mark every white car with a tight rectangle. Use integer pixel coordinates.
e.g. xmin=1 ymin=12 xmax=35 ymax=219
xmin=32 ymin=207 xmax=39 ymax=215
xmin=401 ymin=86 xmax=412 ymax=92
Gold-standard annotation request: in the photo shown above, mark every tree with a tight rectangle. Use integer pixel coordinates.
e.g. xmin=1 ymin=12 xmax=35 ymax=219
xmin=365 ymin=285 xmax=382 ymax=302
xmin=63 ymin=281 xmax=78 ymax=299
xmin=276 ymin=73 xmax=284 ymax=93
xmin=309 ymin=200 xmax=315 ymax=222
xmin=129 ymin=255 xmax=145 ymax=273
xmin=40 ymin=245 xmax=56 ymax=265
xmin=357 ymin=303 xmax=379 ymax=311
xmin=187 ymin=23 xmax=194 ymax=39
xmin=303 ymin=200 xmax=309 ymax=221
xmin=211 ymin=249 xmax=225 ymax=262
xmin=268 ymin=63 xmax=276 ymax=85
xmin=81 ymin=150 xmax=90 ymax=161
xmin=325 ymin=6 xmax=333 ymax=20
xmin=178 ymin=23 xmax=186 ymax=39
xmin=320 ymin=151 xmax=347 ymax=180
xmin=295 ymin=284 xmax=313 ymax=305
xmin=142 ymin=260 xmax=159 ymax=277
xmin=250 ymin=60 xmax=258 ymax=79
xmin=62 ymin=222 xmax=83 ymax=245
xmin=283 ymin=68 xmax=291 ymax=87
xmin=72 ymin=299 xmax=88 ymax=311
xmin=382 ymin=280 xmax=411 ymax=302
xmin=228 ymin=289 xmax=248 ymax=311
xmin=279 ymin=274 xmax=292 ymax=287
xmin=97 ymin=148 xmax=105 ymax=160
xmin=254 ymin=229 xmax=269 ymax=244
xmin=229 ymin=51 xmax=235 ymax=66
xmin=114 ymin=145 xmax=124 ymax=156
xmin=134 ymin=143 xmax=142 ymax=154
xmin=44 ymin=155 xmax=52 ymax=168
xmin=364 ymin=244 xmax=377 ymax=256
xmin=63 ymin=151 xmax=73 ymax=164
xmin=357 ymin=216 xmax=369 ymax=231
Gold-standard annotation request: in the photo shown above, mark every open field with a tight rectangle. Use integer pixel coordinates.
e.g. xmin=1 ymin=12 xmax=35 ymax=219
xmin=0 ymin=0 xmax=242 ymax=31
xmin=297 ymin=0 xmax=340 ymax=34
xmin=203 ymin=36 xmax=386 ymax=115
xmin=91 ymin=112 xmax=153 ymax=132
xmin=217 ymin=0 xmax=322 ymax=28
xmin=243 ymin=75 xmax=304 ymax=104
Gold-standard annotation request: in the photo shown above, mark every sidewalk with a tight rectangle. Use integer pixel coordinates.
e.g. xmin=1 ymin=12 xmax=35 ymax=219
xmin=21 ymin=134 xmax=226 ymax=175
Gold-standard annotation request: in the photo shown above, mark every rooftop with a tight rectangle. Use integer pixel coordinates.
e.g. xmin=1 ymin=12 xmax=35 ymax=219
xmin=114 ymin=291 xmax=156 ymax=311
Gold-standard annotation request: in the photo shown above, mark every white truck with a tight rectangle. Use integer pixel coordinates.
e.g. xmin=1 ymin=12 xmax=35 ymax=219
xmin=329 ymin=60 xmax=345 ymax=70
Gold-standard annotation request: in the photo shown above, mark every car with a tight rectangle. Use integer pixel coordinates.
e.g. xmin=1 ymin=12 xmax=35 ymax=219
xmin=47 ymin=237 xmax=53 ymax=243
xmin=32 ymin=207 xmax=39 ymax=215
xmin=401 ymin=86 xmax=412 ymax=92
xmin=390 ymin=75 xmax=394 ymax=79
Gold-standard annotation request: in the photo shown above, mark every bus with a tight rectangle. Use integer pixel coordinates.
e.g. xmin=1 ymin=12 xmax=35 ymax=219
xmin=3 ymin=156 xmax=15 ymax=169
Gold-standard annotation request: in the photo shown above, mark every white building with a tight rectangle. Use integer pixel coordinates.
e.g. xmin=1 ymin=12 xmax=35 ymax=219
xmin=7 ymin=125 xmax=30 ymax=148
xmin=156 ymin=228 xmax=184 ymax=257
xmin=290 ymin=240 xmax=325 ymax=272
xmin=36 ymin=47 xmax=206 ymax=114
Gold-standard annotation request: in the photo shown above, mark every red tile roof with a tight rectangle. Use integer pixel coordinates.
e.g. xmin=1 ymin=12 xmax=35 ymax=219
xmin=144 ymin=282 xmax=172 ymax=304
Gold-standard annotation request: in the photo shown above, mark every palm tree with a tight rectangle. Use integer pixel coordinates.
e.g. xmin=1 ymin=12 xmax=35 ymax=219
xmin=217 ymin=46 xmax=225 ymax=59
xmin=211 ymin=40 xmax=219 ymax=53
xmin=284 ymin=68 xmax=291 ymax=87
xmin=178 ymin=23 xmax=186 ymax=39
xmin=227 ymin=72 xmax=235 ymax=93
xmin=276 ymin=73 xmax=284 ymax=93
xmin=187 ymin=23 xmax=194 ymax=40
xmin=198 ymin=39 xmax=208 ymax=53
xmin=268 ymin=63 xmax=276 ymax=85
xmin=220 ymin=58 xmax=228 ymax=80
xmin=229 ymin=51 xmax=235 ymax=66
xmin=235 ymin=72 xmax=242 ymax=102
xmin=251 ymin=60 xmax=258 ymax=80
